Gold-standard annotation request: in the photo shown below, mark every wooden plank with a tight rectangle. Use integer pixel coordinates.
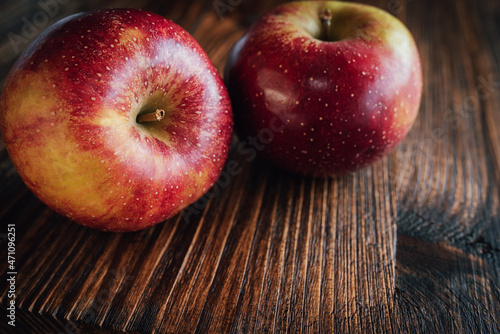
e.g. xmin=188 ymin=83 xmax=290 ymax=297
xmin=392 ymin=0 xmax=500 ymax=332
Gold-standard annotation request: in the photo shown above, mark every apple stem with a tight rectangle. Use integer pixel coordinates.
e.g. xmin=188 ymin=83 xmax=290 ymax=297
xmin=319 ymin=8 xmax=332 ymax=41
xmin=137 ymin=109 xmax=166 ymax=124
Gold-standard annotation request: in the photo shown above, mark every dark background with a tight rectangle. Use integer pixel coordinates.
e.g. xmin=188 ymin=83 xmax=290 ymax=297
xmin=1 ymin=0 xmax=499 ymax=333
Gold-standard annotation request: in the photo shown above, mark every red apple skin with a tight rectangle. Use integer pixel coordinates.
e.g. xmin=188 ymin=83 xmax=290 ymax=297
xmin=225 ymin=1 xmax=422 ymax=176
xmin=0 ymin=9 xmax=233 ymax=232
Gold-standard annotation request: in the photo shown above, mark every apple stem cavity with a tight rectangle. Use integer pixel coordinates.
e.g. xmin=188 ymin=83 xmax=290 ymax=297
xmin=319 ymin=8 xmax=333 ymax=41
xmin=136 ymin=109 xmax=166 ymax=124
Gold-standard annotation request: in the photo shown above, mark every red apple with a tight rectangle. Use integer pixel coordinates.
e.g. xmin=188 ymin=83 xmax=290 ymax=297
xmin=0 ymin=9 xmax=233 ymax=232
xmin=225 ymin=1 xmax=422 ymax=176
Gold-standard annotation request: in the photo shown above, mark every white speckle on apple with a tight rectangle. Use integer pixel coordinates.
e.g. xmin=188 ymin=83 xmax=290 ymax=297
xmin=91 ymin=97 xmax=96 ymax=101
xmin=106 ymin=66 xmax=111 ymax=71
xmin=351 ymin=94 xmax=354 ymax=97
xmin=110 ymin=44 xmax=114 ymax=48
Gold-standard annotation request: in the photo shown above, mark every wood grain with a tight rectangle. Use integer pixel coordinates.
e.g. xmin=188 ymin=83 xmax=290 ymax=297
xmin=392 ymin=0 xmax=500 ymax=331
xmin=0 ymin=0 xmax=499 ymax=333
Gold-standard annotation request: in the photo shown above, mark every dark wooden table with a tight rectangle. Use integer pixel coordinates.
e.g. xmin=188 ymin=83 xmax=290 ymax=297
xmin=1 ymin=0 xmax=499 ymax=333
